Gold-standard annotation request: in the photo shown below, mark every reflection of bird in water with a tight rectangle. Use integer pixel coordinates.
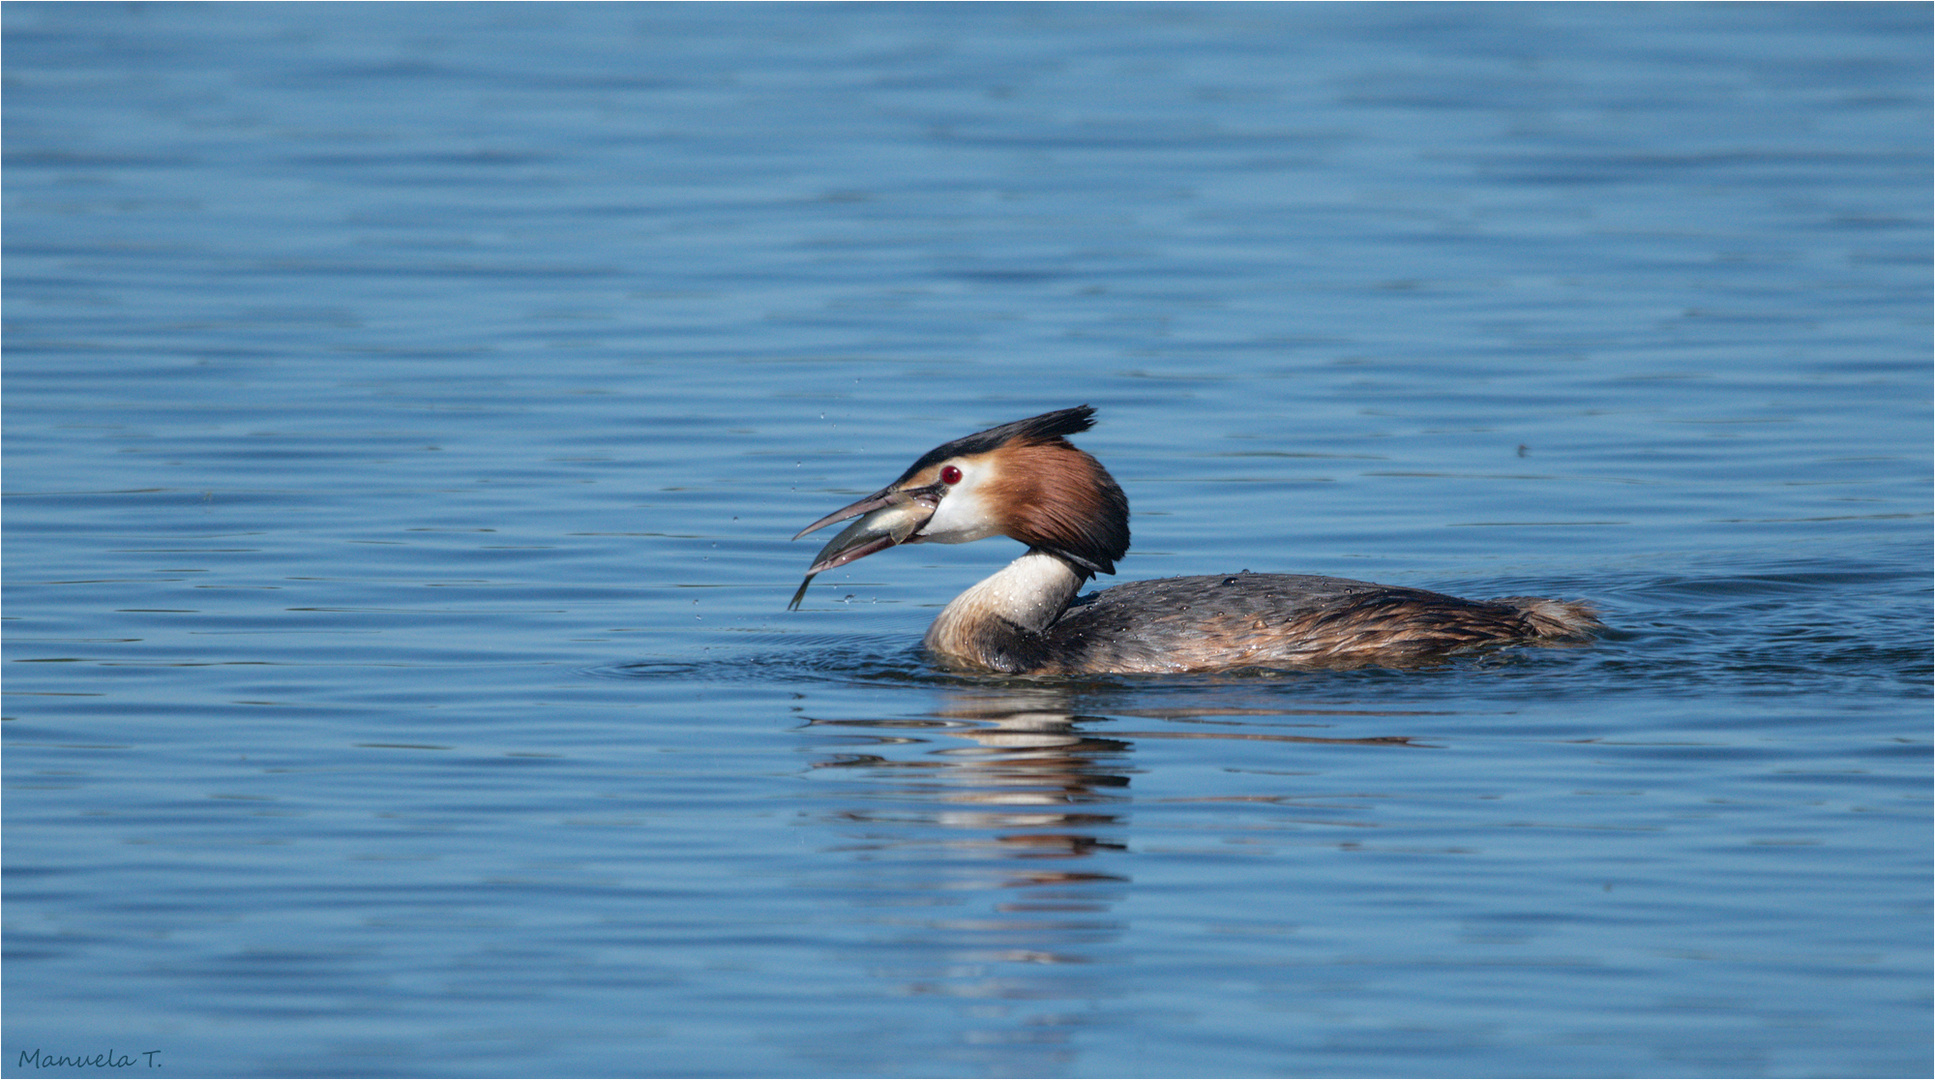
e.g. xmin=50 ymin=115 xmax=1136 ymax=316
xmin=809 ymin=695 xmax=1133 ymax=864
xmin=790 ymin=406 xmax=1602 ymax=675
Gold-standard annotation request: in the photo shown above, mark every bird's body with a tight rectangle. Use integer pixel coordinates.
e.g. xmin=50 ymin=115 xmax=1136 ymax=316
xmin=790 ymin=406 xmax=1601 ymax=675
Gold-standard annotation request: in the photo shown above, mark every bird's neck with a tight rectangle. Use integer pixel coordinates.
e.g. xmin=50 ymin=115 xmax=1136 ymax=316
xmin=923 ymin=549 xmax=1088 ymax=672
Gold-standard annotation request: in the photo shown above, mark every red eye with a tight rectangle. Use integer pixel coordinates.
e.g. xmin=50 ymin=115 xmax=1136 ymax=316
xmin=939 ymin=465 xmax=962 ymax=485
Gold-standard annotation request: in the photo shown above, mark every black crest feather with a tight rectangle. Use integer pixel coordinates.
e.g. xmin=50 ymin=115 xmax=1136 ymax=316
xmin=894 ymin=405 xmax=1097 ymax=485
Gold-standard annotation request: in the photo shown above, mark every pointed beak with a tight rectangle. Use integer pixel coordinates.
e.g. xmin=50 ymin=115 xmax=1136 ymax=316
xmin=787 ymin=489 xmax=938 ymax=610
xmin=790 ymin=487 xmax=902 ymax=542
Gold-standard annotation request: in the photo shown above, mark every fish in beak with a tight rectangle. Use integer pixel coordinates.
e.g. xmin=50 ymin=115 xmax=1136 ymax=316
xmin=787 ymin=488 xmax=939 ymax=610
xmin=785 ymin=405 xmax=1129 ymax=611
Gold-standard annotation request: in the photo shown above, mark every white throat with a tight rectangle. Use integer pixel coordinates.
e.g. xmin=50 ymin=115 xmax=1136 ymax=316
xmin=922 ymin=550 xmax=1086 ymax=658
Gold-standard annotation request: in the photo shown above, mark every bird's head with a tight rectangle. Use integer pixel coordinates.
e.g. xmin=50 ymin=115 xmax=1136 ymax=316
xmin=787 ymin=405 xmax=1130 ymax=609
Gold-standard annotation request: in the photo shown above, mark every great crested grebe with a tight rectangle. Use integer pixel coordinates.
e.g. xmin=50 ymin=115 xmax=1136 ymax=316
xmin=788 ymin=406 xmax=1602 ymax=675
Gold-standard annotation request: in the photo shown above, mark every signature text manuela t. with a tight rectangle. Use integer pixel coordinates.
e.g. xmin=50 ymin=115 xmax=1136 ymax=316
xmin=16 ymin=1048 xmax=160 ymax=1070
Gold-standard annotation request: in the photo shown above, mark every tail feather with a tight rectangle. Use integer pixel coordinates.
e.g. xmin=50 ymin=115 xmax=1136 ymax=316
xmin=1498 ymin=597 xmax=1604 ymax=642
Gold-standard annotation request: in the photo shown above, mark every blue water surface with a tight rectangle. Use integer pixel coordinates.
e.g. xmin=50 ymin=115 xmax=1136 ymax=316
xmin=5 ymin=4 xmax=1930 ymax=1077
